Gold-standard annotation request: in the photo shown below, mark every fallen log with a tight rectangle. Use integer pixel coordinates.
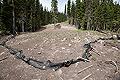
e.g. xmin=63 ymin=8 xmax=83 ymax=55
xmin=82 ymin=35 xmax=120 ymax=60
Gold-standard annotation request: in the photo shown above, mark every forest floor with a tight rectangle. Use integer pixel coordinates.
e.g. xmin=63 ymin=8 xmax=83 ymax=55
xmin=0 ymin=22 xmax=120 ymax=80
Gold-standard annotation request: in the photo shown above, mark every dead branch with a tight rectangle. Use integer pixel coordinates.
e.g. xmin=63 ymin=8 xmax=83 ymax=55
xmin=81 ymin=74 xmax=92 ymax=80
xmin=92 ymin=49 xmax=101 ymax=56
xmin=105 ymin=60 xmax=118 ymax=73
xmin=0 ymin=56 xmax=9 ymax=62
xmin=0 ymin=35 xmax=15 ymax=46
xmin=78 ymin=65 xmax=93 ymax=74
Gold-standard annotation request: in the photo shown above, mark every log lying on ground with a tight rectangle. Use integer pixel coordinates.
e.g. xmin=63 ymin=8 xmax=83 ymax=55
xmin=82 ymin=35 xmax=120 ymax=60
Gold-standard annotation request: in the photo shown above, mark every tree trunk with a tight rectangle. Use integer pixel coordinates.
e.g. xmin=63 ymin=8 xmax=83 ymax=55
xmin=85 ymin=0 xmax=92 ymax=30
xmin=12 ymin=0 xmax=16 ymax=35
xmin=21 ymin=21 xmax=24 ymax=32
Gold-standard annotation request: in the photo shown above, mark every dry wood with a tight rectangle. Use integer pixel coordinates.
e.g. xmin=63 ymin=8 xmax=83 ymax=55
xmin=105 ymin=60 xmax=118 ymax=73
xmin=92 ymin=49 xmax=101 ymax=56
xmin=81 ymin=74 xmax=92 ymax=80
xmin=0 ymin=56 xmax=9 ymax=62
xmin=78 ymin=65 xmax=93 ymax=74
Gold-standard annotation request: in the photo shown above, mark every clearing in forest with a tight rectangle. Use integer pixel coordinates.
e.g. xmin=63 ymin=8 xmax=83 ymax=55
xmin=0 ymin=23 xmax=120 ymax=80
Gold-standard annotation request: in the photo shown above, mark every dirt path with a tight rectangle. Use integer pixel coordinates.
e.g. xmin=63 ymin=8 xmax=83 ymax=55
xmin=0 ymin=23 xmax=120 ymax=80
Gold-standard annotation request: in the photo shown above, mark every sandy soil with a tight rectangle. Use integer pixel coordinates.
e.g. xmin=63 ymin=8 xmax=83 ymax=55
xmin=0 ymin=23 xmax=120 ymax=80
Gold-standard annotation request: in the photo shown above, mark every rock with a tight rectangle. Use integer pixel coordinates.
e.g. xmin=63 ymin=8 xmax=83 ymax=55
xmin=75 ymin=62 xmax=79 ymax=67
xmin=54 ymin=23 xmax=61 ymax=29
xmin=38 ymin=52 xmax=41 ymax=54
xmin=69 ymin=44 xmax=72 ymax=47
xmin=74 ymin=37 xmax=77 ymax=40
xmin=56 ymin=69 xmax=62 ymax=75
xmin=61 ymin=38 xmax=66 ymax=42
xmin=62 ymin=47 xmax=65 ymax=50
xmin=0 ymin=52 xmax=5 ymax=56
xmin=112 ymin=35 xmax=118 ymax=40
xmin=98 ymin=40 xmax=104 ymax=44
xmin=112 ymin=47 xmax=119 ymax=51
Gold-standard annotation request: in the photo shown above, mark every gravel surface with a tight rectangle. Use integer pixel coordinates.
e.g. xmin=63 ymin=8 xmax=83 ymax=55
xmin=0 ymin=23 xmax=120 ymax=80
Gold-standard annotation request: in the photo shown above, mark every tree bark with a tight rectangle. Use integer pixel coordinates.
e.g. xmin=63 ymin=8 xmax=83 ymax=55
xmin=12 ymin=0 xmax=16 ymax=35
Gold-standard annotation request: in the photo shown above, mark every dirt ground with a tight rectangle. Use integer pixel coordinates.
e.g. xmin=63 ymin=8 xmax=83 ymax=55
xmin=0 ymin=23 xmax=120 ymax=80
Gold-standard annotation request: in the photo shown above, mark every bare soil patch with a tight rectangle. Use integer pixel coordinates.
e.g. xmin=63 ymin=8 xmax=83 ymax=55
xmin=0 ymin=23 xmax=120 ymax=80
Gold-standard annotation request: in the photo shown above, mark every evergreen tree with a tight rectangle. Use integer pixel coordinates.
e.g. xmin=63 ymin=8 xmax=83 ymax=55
xmin=51 ymin=0 xmax=58 ymax=24
xmin=84 ymin=0 xmax=93 ymax=30
xmin=64 ymin=4 xmax=66 ymax=15
xmin=75 ymin=0 xmax=84 ymax=29
xmin=0 ymin=0 xmax=3 ymax=31
xmin=2 ymin=0 xmax=13 ymax=33
xmin=35 ymin=0 xmax=41 ymax=30
xmin=71 ymin=1 xmax=75 ymax=25
xmin=67 ymin=0 xmax=71 ymax=24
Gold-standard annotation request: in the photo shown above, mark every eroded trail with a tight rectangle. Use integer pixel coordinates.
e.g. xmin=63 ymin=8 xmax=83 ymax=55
xmin=0 ymin=23 xmax=120 ymax=80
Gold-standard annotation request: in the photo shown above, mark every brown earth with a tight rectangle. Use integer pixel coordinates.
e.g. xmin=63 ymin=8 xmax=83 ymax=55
xmin=0 ymin=23 xmax=120 ymax=80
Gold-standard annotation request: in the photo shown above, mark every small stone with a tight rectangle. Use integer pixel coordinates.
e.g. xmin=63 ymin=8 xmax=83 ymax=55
xmin=113 ymin=35 xmax=117 ymax=39
xmin=75 ymin=62 xmax=79 ymax=67
xmin=56 ymin=69 xmax=62 ymax=75
xmin=71 ymin=40 xmax=74 ymax=42
xmin=0 ymin=52 xmax=5 ymax=56
xmin=61 ymin=38 xmax=66 ymax=42
xmin=43 ymin=66 xmax=46 ymax=69
xmin=62 ymin=47 xmax=65 ymax=50
xmin=38 ymin=52 xmax=41 ymax=54
xmin=74 ymin=37 xmax=77 ymax=39
xmin=98 ymin=40 xmax=104 ymax=44
xmin=69 ymin=44 xmax=72 ymax=47
xmin=101 ymin=52 xmax=103 ymax=54
xmin=35 ymin=44 xmax=38 ymax=47
xmin=112 ymin=47 xmax=119 ymax=50
xmin=90 ymin=78 xmax=93 ymax=80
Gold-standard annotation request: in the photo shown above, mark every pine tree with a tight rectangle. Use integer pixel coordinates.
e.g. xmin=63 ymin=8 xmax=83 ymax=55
xmin=0 ymin=0 xmax=3 ymax=31
xmin=35 ymin=0 xmax=41 ymax=30
xmin=2 ymin=0 xmax=13 ymax=33
xmin=71 ymin=1 xmax=75 ymax=25
xmin=64 ymin=4 xmax=66 ymax=15
xmin=75 ymin=0 xmax=85 ymax=29
xmin=67 ymin=0 xmax=71 ymax=24
xmin=51 ymin=0 xmax=58 ymax=24
xmin=84 ymin=0 xmax=93 ymax=30
xmin=39 ymin=4 xmax=44 ymax=25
